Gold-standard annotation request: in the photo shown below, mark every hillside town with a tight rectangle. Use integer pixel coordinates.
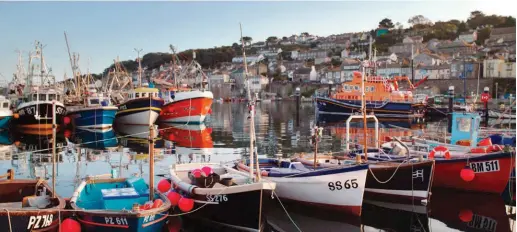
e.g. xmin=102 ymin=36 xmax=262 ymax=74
xmin=123 ymin=12 xmax=515 ymax=100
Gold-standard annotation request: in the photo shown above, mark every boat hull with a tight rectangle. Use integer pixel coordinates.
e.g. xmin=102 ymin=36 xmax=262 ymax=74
xmin=432 ymin=152 xmax=514 ymax=194
xmin=364 ymin=161 xmax=434 ymax=202
xmin=238 ymin=161 xmax=368 ymax=216
xmin=0 ymin=116 xmax=12 ymax=129
xmin=176 ymin=189 xmax=273 ymax=231
xmin=115 ymin=98 xmax=163 ymax=125
xmin=67 ymin=106 xmax=118 ymax=129
xmin=14 ymin=102 xmax=66 ymax=134
xmin=315 ymin=97 xmax=412 ymax=118
xmin=159 ymin=91 xmax=213 ymax=124
xmin=74 ymin=211 xmax=169 ymax=232
xmin=0 ymin=210 xmax=62 ymax=232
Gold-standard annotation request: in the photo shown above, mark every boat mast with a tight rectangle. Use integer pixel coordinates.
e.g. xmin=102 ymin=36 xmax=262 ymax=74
xmin=148 ymin=96 xmax=155 ymax=201
xmin=64 ymin=32 xmax=80 ymax=96
xmin=51 ymin=100 xmax=57 ymax=198
xmin=240 ymin=23 xmax=259 ymax=181
xmin=169 ymin=45 xmax=178 ymax=88
xmin=135 ymin=48 xmax=143 ymax=88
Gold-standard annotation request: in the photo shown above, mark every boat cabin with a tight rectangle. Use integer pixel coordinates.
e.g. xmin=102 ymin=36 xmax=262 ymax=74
xmin=0 ymin=96 xmax=10 ymax=110
xmin=450 ymin=112 xmax=481 ymax=147
xmin=127 ymin=87 xmax=160 ymax=100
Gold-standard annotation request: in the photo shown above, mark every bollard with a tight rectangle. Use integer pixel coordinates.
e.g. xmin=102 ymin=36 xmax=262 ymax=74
xmin=295 ymin=87 xmax=301 ymax=126
xmin=482 ymin=87 xmax=490 ymax=127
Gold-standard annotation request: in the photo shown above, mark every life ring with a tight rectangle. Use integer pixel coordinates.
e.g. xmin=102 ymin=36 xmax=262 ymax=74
xmin=429 ymin=146 xmax=451 ymax=159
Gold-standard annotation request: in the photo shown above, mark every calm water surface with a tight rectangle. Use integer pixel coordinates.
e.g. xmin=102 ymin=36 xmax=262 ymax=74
xmin=0 ymin=102 xmax=515 ymax=232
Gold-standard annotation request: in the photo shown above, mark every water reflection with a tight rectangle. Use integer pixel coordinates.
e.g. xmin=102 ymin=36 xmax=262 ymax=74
xmin=0 ymin=102 xmax=514 ymax=231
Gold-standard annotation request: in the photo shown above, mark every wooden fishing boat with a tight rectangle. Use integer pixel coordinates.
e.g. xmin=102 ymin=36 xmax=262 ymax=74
xmin=66 ymin=90 xmax=118 ymax=130
xmin=0 ymin=169 xmax=65 ymax=232
xmin=236 ymin=158 xmax=368 ymax=216
xmin=294 ymin=155 xmax=435 ymax=202
xmin=69 ymin=176 xmax=171 ymax=232
xmin=168 ymin=163 xmax=275 ymax=231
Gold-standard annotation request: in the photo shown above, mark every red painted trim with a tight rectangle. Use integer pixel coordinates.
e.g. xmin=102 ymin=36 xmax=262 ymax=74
xmin=76 ymin=217 xmax=130 ymax=229
xmin=142 ymin=214 xmax=168 ymax=228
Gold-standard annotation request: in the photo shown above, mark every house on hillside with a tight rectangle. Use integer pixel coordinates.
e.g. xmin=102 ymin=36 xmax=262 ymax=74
xmin=321 ymin=66 xmax=343 ymax=83
xmin=413 ymin=53 xmax=447 ymax=66
xmin=293 ymin=67 xmax=311 ymax=82
xmin=456 ymin=31 xmax=477 ymax=43
xmin=415 ymin=65 xmax=450 ymax=80
xmin=436 ymin=41 xmax=477 ymax=56
xmin=389 ymin=36 xmax=425 ymax=54
xmin=450 ymin=60 xmax=480 ymax=79
xmin=341 ymin=59 xmax=361 ymax=82
xmin=377 ymin=63 xmax=411 ymax=78
xmin=486 ymin=27 xmax=516 ymax=44
xmin=297 ymin=49 xmax=327 ymax=60
xmin=251 ymin=42 xmax=266 ymax=48
xmin=483 ymin=58 xmax=516 ymax=78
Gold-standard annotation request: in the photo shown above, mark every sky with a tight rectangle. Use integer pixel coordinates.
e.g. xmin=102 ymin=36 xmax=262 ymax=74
xmin=0 ymin=1 xmax=515 ymax=84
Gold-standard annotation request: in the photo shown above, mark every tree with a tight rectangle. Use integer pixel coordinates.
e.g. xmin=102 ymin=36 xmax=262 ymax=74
xmin=498 ymin=16 xmax=516 ymax=28
xmin=241 ymin=36 xmax=253 ymax=46
xmin=469 ymin=11 xmax=484 ymax=20
xmin=282 ymin=36 xmax=288 ymax=41
xmin=232 ymin=43 xmax=239 ymax=49
xmin=457 ymin=21 xmax=469 ymax=34
xmin=379 ymin=18 xmax=395 ymax=29
xmin=266 ymin=36 xmax=278 ymax=46
xmin=476 ymin=27 xmax=491 ymax=45
xmin=432 ymin=21 xmax=458 ymax=40
xmin=408 ymin=15 xmax=432 ymax=27
xmin=301 ymin=32 xmax=309 ymax=37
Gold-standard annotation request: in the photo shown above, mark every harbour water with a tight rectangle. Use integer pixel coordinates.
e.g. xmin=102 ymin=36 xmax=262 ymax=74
xmin=0 ymin=101 xmax=515 ymax=231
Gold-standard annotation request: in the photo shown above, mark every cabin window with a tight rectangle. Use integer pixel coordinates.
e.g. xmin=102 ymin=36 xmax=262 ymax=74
xmin=57 ymin=95 xmax=61 ymax=102
xmin=354 ymin=86 xmax=359 ymax=91
xmin=456 ymin=118 xmax=471 ymax=132
xmin=142 ymin=93 xmax=147 ymax=98
xmin=39 ymin=94 xmax=47 ymax=101
xmin=371 ymin=86 xmax=375 ymax=92
xmin=90 ymin=99 xmax=100 ymax=105
xmin=32 ymin=94 xmax=37 ymax=101
xmin=2 ymin=103 xmax=8 ymax=108
xmin=48 ymin=94 xmax=56 ymax=102
xmin=135 ymin=93 xmax=140 ymax=98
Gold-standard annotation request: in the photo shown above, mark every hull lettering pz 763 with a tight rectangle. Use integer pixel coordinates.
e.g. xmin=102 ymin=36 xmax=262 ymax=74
xmin=27 ymin=214 xmax=53 ymax=230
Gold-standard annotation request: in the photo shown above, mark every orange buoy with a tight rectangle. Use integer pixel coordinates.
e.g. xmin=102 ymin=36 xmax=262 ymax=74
xmin=477 ymin=137 xmax=492 ymax=147
xmin=460 ymin=166 xmax=475 ymax=182
xmin=458 ymin=209 xmax=474 ymax=222
xmin=152 ymin=199 xmax=164 ymax=208
xmin=178 ymin=197 xmax=194 ymax=212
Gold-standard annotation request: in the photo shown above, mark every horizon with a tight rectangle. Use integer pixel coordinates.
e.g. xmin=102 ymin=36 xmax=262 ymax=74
xmin=0 ymin=1 xmax=515 ymax=83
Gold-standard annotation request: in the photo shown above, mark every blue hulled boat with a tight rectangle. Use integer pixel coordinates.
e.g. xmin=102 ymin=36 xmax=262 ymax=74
xmin=70 ymin=128 xmax=118 ymax=149
xmin=67 ymin=92 xmax=118 ymax=130
xmin=70 ymin=176 xmax=171 ymax=232
xmin=315 ymin=71 xmax=415 ymax=119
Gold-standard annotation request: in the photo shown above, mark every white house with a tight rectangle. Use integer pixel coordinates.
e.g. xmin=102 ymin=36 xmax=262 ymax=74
xmin=457 ymin=31 xmax=477 ymax=43
xmin=412 ymin=53 xmax=446 ymax=66
xmin=377 ymin=64 xmax=412 ymax=78
xmin=415 ymin=65 xmax=450 ymax=79
xmin=484 ymin=58 xmax=516 ymax=78
xmin=341 ymin=59 xmax=361 ymax=82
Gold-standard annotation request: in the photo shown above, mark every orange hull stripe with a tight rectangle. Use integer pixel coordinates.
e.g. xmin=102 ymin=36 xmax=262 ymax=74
xmin=160 ymin=98 xmax=212 ymax=120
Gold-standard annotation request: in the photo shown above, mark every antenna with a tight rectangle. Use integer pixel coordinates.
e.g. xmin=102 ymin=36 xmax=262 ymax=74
xmin=134 ymin=48 xmax=143 ymax=87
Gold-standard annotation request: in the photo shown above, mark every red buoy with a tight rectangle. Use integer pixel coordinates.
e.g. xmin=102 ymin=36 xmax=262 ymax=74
xmin=64 ymin=129 xmax=72 ymax=138
xmin=201 ymin=166 xmax=213 ymax=176
xmin=459 ymin=209 xmax=474 ymax=222
xmin=60 ymin=218 xmax=81 ymax=232
xmin=157 ymin=179 xmax=171 ymax=193
xmin=477 ymin=137 xmax=492 ymax=146
xmin=178 ymin=197 xmax=194 ymax=212
xmin=63 ymin=116 xmax=71 ymax=125
xmin=191 ymin=169 xmax=203 ymax=178
xmin=460 ymin=166 xmax=475 ymax=182
xmin=167 ymin=191 xmax=182 ymax=206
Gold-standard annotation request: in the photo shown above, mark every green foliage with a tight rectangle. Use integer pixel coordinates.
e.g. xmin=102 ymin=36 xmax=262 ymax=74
xmin=374 ymin=33 xmax=399 ymax=52
xmin=467 ymin=10 xmax=506 ymax=29
xmin=301 ymin=87 xmax=317 ymax=98
xmin=266 ymin=36 xmax=278 ymax=46
xmin=408 ymin=15 xmax=432 ymax=27
xmin=331 ymin=58 xmax=342 ymax=67
xmin=242 ymin=36 xmax=253 ymax=45
xmin=476 ymin=27 xmax=492 ymax=45
xmin=426 ymin=21 xmax=458 ymax=40
xmin=379 ymin=18 xmax=395 ymax=29
xmin=498 ymin=16 xmax=516 ymax=28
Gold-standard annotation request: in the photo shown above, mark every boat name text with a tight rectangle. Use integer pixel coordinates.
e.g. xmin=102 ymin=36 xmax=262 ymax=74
xmin=328 ymin=179 xmax=359 ymax=191
xmin=469 ymin=160 xmax=500 ymax=173
xmin=104 ymin=217 xmax=128 ymax=226
xmin=206 ymin=194 xmax=228 ymax=202
xmin=27 ymin=214 xmax=53 ymax=229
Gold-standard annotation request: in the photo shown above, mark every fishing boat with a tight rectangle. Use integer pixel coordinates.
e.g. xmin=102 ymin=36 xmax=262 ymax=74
xmin=69 ymin=175 xmax=171 ymax=232
xmin=167 ymin=28 xmax=276 ymax=231
xmin=0 ymin=96 xmax=14 ymax=129
xmin=0 ymin=170 xmax=66 ymax=232
xmin=70 ymin=116 xmax=171 ymax=232
xmin=315 ymin=71 xmax=415 ymax=119
xmin=355 ymin=113 xmax=515 ymax=194
xmin=115 ymin=51 xmax=164 ymax=126
xmin=12 ymin=42 xmax=66 ymax=135
xmin=156 ymin=46 xmax=213 ymax=124
xmin=68 ymin=127 xmax=118 ymax=150
xmin=66 ymin=86 xmax=118 ymax=130
xmin=236 ymin=158 xmax=368 ymax=216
